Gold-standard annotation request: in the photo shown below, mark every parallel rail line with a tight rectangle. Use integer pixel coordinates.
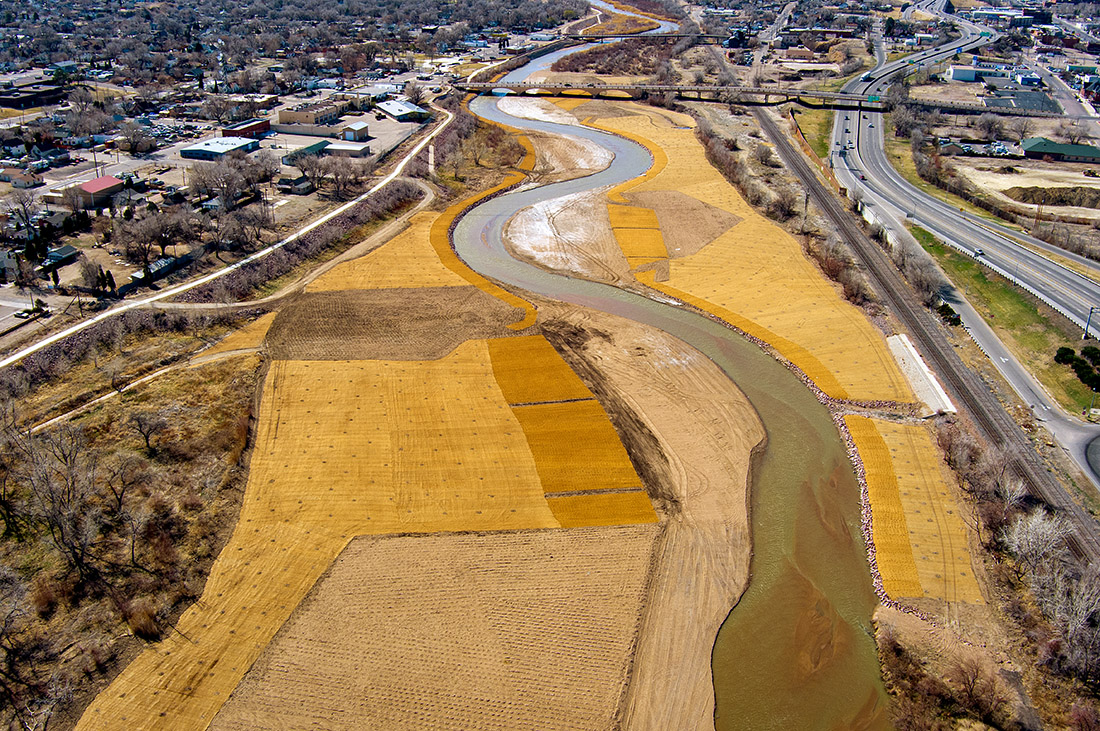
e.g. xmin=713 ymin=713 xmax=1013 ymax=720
xmin=756 ymin=109 xmax=1100 ymax=563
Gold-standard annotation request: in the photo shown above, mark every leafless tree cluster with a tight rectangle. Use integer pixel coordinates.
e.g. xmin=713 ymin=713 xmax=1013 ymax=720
xmin=936 ymin=416 xmax=1100 ymax=686
xmin=879 ymin=623 xmax=1012 ymax=728
xmin=1058 ymin=121 xmax=1092 ymax=146
xmin=116 ymin=206 xmax=202 ymax=275
xmin=182 ymin=179 xmax=422 ymax=302
xmin=0 ymin=323 xmax=261 ymax=728
xmin=974 ymin=113 xmax=1005 ymax=142
xmin=189 ymin=151 xmax=280 ymax=212
xmin=0 ymin=0 xmax=587 ymax=78
xmin=551 ymin=38 xmax=677 ymax=77
xmin=296 ymin=154 xmax=374 ymax=199
xmin=803 ymin=233 xmax=874 ymax=305
xmin=0 ymin=309 xmax=249 ymax=400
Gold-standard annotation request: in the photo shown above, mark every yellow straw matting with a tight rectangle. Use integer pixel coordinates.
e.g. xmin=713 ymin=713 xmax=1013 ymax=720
xmin=548 ymin=491 xmax=658 ymax=527
xmin=512 ymin=400 xmax=641 ymax=495
xmin=487 ymin=335 xmax=594 ymax=405
xmin=614 ymin=228 xmax=669 ymax=259
xmin=845 ymin=415 xmax=923 ymax=599
xmin=596 ymin=113 xmax=914 ymax=404
xmin=202 ymin=312 xmax=277 ymax=357
xmin=78 ymin=343 xmax=560 ymax=731
xmin=608 ymin=204 xmax=660 ymax=229
xmin=307 ymin=212 xmax=468 ymax=292
xmin=847 ymin=415 xmax=983 ymax=603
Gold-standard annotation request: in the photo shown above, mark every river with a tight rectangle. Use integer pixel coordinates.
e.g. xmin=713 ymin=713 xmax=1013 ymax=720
xmin=451 ymin=21 xmax=890 ymax=731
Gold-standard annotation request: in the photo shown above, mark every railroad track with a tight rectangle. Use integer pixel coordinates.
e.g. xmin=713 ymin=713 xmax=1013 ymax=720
xmin=754 ymin=109 xmax=1100 ymax=564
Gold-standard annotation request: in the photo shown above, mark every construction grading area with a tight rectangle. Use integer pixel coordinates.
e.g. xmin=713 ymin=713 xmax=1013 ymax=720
xmin=77 ymin=93 xmax=985 ymax=730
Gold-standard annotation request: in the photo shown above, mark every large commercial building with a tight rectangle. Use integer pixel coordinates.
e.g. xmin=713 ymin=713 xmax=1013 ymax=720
xmin=221 ymin=118 xmax=271 ymax=139
xmin=180 ymin=136 xmax=260 ymax=161
xmin=0 ymin=81 xmax=65 ymax=109
xmin=76 ymin=175 xmax=125 ymax=209
xmin=278 ymin=101 xmax=345 ymax=125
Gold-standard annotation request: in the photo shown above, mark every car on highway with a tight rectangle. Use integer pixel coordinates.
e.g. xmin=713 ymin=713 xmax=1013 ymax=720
xmin=974 ymin=248 xmax=985 ymax=256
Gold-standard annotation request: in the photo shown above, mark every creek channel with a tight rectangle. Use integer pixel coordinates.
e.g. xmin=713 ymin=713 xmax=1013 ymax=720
xmin=451 ymin=23 xmax=890 ymax=730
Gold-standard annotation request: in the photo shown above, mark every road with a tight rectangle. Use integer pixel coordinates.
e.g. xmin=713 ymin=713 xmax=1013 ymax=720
xmin=758 ymin=107 xmax=1100 ymax=563
xmin=828 ymin=11 xmax=1100 ymax=490
xmin=0 ymin=104 xmax=455 ymax=371
xmin=1022 ymin=53 xmax=1100 ymax=138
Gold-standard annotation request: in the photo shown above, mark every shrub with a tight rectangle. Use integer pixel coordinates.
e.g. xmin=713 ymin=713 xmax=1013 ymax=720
xmin=1056 ymin=347 xmax=1077 ymax=365
xmin=937 ymin=303 xmax=962 ymax=326
xmin=124 ymin=598 xmax=161 ymax=641
xmin=1082 ymin=345 xmax=1100 ymax=366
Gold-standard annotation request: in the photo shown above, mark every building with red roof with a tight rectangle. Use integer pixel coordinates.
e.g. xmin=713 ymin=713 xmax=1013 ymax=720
xmin=76 ymin=175 xmax=124 ymax=209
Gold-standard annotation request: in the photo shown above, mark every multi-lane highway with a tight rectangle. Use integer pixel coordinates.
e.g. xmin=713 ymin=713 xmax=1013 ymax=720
xmin=830 ymin=9 xmax=1100 ymax=488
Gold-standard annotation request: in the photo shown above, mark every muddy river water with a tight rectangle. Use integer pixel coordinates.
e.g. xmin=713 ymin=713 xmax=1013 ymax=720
xmin=452 ymin=33 xmax=890 ymax=730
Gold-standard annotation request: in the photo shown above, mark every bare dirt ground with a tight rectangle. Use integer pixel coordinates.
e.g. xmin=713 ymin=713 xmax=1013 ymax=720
xmin=955 ymin=162 xmax=1100 ymax=219
xmin=626 ymin=190 xmax=742 ymax=257
xmin=265 ymin=286 xmax=524 ymax=360
xmin=211 ymin=525 xmax=661 ymax=731
xmin=542 ymin=303 xmax=766 ymax=730
xmin=504 ymin=185 xmax=633 ymax=285
xmin=526 ymin=130 xmax=615 ymax=184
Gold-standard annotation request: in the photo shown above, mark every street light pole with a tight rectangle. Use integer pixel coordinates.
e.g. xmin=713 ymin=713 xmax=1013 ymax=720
xmin=1085 ymin=305 xmax=1100 ymax=340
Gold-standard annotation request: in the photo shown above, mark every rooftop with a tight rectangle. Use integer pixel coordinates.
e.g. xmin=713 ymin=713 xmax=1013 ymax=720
xmin=377 ymin=99 xmax=428 ymax=116
xmin=1021 ymin=136 xmax=1100 ymax=158
xmin=181 ymin=136 xmax=257 ymax=154
xmin=80 ymin=175 xmax=123 ymax=194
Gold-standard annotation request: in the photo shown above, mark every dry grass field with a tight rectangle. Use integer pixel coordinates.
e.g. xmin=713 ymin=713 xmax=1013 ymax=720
xmin=591 ymin=107 xmax=914 ymax=404
xmin=211 ymin=526 xmax=661 ymax=730
xmin=845 ymin=416 xmax=982 ymax=604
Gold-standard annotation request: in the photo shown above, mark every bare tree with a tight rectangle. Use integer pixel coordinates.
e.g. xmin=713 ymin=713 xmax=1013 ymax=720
xmin=200 ymin=94 xmax=233 ymax=124
xmin=118 ymin=121 xmax=153 ymax=153
xmin=1058 ymin=121 xmax=1090 ymax=145
xmin=15 ymin=426 xmax=104 ymax=583
xmin=1009 ymin=117 xmax=1033 ymax=143
xmin=60 ymin=185 xmax=84 ymax=215
xmin=994 ymin=478 xmax=1027 ymax=520
xmin=1002 ymin=508 xmax=1070 ymax=578
xmin=129 ymin=411 xmax=166 ymax=457
xmin=975 ymin=113 xmax=1004 ymax=142
xmin=5 ymin=189 xmax=40 ymax=231
xmin=296 ymin=154 xmax=329 ymax=191
xmin=404 ymin=81 xmax=425 ymax=106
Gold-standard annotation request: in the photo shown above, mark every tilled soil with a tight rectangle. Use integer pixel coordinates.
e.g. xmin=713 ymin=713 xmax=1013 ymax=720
xmin=265 ymin=286 xmax=524 ymax=360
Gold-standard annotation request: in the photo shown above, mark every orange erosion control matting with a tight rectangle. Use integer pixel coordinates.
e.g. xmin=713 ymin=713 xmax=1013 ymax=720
xmin=591 ymin=107 xmax=914 ymax=404
xmin=845 ymin=415 xmax=982 ymax=604
xmin=78 ymin=336 xmax=655 ymax=730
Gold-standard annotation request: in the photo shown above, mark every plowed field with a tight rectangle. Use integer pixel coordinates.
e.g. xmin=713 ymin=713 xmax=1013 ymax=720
xmin=211 ymin=526 xmax=661 ymax=731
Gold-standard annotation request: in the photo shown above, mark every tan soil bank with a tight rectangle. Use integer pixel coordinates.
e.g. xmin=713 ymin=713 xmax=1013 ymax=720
xmin=543 ymin=304 xmax=766 ymax=730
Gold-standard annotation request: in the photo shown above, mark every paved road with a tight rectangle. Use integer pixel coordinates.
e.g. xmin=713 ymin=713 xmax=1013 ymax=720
xmin=759 ymin=107 xmax=1100 ymax=562
xmin=827 ymin=13 xmax=1100 ymax=490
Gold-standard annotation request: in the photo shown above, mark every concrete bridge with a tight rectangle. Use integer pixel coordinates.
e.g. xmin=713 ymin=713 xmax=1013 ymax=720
xmin=457 ymin=80 xmax=887 ymax=110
